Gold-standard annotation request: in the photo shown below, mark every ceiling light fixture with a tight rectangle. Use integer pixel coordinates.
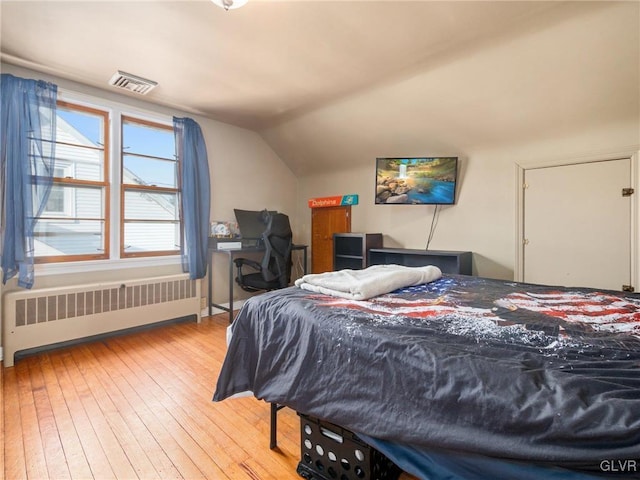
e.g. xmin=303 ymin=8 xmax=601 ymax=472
xmin=211 ymin=0 xmax=248 ymax=11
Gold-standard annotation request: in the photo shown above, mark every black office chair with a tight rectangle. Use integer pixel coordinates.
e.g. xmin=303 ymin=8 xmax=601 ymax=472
xmin=234 ymin=212 xmax=293 ymax=292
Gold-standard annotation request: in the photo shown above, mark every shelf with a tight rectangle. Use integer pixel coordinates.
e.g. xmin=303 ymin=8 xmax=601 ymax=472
xmin=333 ymin=233 xmax=383 ymax=270
xmin=368 ymin=248 xmax=472 ymax=275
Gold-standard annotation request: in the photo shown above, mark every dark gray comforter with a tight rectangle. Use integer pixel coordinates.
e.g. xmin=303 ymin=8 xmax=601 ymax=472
xmin=213 ymin=275 xmax=640 ymax=471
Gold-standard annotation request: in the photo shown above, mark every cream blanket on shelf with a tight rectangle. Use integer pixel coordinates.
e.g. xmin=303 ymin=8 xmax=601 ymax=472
xmin=294 ymin=264 xmax=442 ymax=300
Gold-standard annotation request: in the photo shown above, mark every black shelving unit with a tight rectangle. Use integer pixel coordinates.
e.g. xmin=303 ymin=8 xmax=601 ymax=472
xmin=368 ymin=248 xmax=472 ymax=275
xmin=333 ymin=233 xmax=383 ymax=270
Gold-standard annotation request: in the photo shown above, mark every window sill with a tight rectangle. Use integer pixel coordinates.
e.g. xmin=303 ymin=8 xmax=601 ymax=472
xmin=35 ymin=255 xmax=182 ymax=277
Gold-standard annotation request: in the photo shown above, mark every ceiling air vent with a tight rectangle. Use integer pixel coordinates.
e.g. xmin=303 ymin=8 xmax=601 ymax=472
xmin=108 ymin=70 xmax=158 ymax=95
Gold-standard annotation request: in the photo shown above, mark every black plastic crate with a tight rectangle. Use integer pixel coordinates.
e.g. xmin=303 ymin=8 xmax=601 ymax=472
xmin=297 ymin=414 xmax=402 ymax=480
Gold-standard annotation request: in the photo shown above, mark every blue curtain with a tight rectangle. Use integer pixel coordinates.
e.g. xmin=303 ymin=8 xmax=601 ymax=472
xmin=1 ymin=74 xmax=57 ymax=288
xmin=174 ymin=117 xmax=211 ymax=280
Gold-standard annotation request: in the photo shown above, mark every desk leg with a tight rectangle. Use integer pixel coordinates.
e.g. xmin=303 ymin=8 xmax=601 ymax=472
xmin=228 ymin=253 xmax=234 ymax=324
xmin=208 ymin=251 xmax=213 ymax=317
xmin=303 ymin=246 xmax=308 ymax=274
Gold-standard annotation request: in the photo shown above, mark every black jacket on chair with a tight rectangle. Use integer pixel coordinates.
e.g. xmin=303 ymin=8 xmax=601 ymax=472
xmin=234 ymin=212 xmax=293 ymax=292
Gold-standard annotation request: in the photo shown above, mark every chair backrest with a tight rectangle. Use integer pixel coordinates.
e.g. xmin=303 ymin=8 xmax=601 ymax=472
xmin=259 ymin=212 xmax=293 ymax=287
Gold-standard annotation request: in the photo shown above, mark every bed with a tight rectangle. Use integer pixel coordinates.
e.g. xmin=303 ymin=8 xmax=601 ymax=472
xmin=213 ymin=273 xmax=640 ymax=479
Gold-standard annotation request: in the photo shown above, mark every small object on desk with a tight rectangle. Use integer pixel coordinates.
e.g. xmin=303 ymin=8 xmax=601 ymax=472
xmin=215 ymin=241 xmax=242 ymax=250
xmin=210 ymin=236 xmax=243 ymax=250
xmin=211 ymin=221 xmax=232 ymax=237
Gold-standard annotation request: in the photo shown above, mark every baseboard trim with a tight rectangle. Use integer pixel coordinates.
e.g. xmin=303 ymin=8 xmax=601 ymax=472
xmin=13 ymin=315 xmax=197 ymax=364
xmin=201 ymin=299 xmax=248 ymax=318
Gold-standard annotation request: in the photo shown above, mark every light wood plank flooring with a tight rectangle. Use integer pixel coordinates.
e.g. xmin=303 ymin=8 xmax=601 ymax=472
xmin=2 ymin=313 xmax=418 ymax=480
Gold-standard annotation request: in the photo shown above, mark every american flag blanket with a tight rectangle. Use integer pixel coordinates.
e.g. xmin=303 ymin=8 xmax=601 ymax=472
xmin=214 ymin=275 xmax=640 ymax=473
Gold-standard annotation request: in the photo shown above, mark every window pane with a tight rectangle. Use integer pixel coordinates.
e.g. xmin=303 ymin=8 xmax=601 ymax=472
xmin=123 ymin=154 xmax=177 ymax=188
xmin=41 ymin=185 xmax=104 ymax=219
xmin=44 ymin=186 xmax=66 ymax=214
xmin=40 ymin=102 xmax=109 ymax=263
xmin=124 ymin=190 xmax=178 ymax=221
xmin=34 ymin=220 xmax=105 ymax=257
xmin=55 ymin=143 xmax=104 ymax=181
xmin=121 ymin=117 xmax=180 ymax=258
xmin=58 ymin=106 xmax=104 ymax=146
xmin=123 ymin=222 xmax=180 ymax=253
xmin=122 ymin=120 xmax=174 ymax=159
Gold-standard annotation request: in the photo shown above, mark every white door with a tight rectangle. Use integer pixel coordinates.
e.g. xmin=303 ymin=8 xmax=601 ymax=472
xmin=523 ymin=158 xmax=632 ymax=291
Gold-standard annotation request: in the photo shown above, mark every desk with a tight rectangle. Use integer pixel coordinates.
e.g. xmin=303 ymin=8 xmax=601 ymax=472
xmin=207 ymin=242 xmax=308 ymax=323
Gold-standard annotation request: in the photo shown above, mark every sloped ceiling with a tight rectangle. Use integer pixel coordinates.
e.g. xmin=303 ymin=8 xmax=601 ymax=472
xmin=2 ymin=1 xmax=638 ymax=175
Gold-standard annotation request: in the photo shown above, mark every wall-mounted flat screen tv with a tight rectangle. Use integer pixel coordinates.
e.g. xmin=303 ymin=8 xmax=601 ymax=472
xmin=375 ymin=157 xmax=458 ymax=205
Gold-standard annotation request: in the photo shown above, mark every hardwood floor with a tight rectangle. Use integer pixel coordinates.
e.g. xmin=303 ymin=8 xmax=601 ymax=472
xmin=2 ymin=313 xmax=418 ymax=480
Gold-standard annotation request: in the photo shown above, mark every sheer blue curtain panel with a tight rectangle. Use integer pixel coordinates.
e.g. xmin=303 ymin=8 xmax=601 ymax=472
xmin=174 ymin=117 xmax=211 ymax=280
xmin=0 ymin=74 xmax=57 ymax=288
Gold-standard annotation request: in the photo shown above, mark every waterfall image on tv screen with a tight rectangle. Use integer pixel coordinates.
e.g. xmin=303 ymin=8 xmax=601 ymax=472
xmin=375 ymin=157 xmax=458 ymax=205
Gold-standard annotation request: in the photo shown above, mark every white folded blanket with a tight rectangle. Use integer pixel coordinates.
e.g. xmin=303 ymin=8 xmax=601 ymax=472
xmin=294 ymin=264 xmax=442 ymax=300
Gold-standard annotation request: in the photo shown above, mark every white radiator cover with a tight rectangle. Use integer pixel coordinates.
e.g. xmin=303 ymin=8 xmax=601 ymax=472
xmin=2 ymin=274 xmax=200 ymax=367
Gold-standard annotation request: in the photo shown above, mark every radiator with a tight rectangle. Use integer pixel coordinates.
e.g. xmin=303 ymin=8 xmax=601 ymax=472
xmin=2 ymin=274 xmax=201 ymax=367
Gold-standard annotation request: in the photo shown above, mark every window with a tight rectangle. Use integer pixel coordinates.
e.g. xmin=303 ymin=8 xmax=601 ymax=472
xmin=121 ymin=117 xmax=179 ymax=258
xmin=35 ymin=101 xmax=109 ymax=261
xmin=34 ymin=98 xmax=181 ymax=265
xmin=43 ymin=165 xmax=73 ymax=216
